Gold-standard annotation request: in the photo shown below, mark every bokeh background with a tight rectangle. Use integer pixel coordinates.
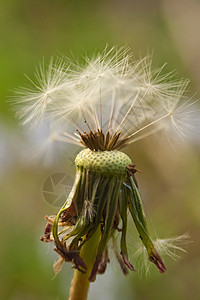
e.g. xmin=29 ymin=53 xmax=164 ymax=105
xmin=0 ymin=0 xmax=200 ymax=299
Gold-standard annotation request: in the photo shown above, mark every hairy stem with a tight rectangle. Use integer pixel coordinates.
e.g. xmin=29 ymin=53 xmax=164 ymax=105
xmin=68 ymin=226 xmax=101 ymax=300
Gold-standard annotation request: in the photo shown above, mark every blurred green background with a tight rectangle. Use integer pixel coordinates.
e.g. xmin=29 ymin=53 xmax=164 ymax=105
xmin=0 ymin=0 xmax=200 ymax=299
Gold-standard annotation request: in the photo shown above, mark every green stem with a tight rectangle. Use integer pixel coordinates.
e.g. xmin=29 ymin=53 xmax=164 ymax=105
xmin=68 ymin=225 xmax=101 ymax=300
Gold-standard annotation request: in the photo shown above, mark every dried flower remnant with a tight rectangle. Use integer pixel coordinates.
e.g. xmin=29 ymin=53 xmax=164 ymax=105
xmin=15 ymin=47 xmax=192 ymax=282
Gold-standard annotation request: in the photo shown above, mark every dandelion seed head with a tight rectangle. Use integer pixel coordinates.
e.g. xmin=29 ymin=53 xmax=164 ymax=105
xmin=14 ymin=46 xmax=195 ymax=151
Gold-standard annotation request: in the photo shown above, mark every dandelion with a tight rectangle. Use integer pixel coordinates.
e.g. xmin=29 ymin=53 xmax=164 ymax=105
xmin=15 ymin=47 xmax=193 ymax=300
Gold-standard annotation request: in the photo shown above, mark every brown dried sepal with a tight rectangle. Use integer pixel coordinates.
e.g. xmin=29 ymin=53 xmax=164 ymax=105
xmin=97 ymin=249 xmax=110 ymax=275
xmin=121 ymin=252 xmax=136 ymax=272
xmin=114 ymin=249 xmax=129 ymax=276
xmin=40 ymin=222 xmax=53 ymax=242
xmin=149 ymin=249 xmax=167 ymax=274
xmin=127 ymin=163 xmax=140 ymax=187
xmin=60 ymin=202 xmax=77 ymax=226
xmin=54 ymin=245 xmax=87 ymax=273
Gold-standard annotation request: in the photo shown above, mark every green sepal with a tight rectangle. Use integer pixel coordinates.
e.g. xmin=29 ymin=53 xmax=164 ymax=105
xmin=53 ymin=169 xmax=82 ymax=250
xmin=127 ymin=176 xmax=166 ymax=273
xmin=62 ymin=217 xmax=89 ymax=243
xmin=127 ymin=176 xmax=147 ymax=229
xmin=89 ymin=178 xmax=121 ymax=281
xmin=88 ymin=177 xmax=110 ymax=236
xmin=119 ymin=189 xmax=136 ymax=271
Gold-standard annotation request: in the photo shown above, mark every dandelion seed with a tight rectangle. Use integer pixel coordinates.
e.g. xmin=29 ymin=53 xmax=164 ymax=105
xmin=154 ymin=233 xmax=191 ymax=260
xmin=14 ymin=58 xmax=69 ymax=129
xmin=53 ymin=256 xmax=65 ymax=275
xmin=132 ymin=233 xmax=191 ymax=276
xmin=15 ymin=47 xmax=195 ymax=286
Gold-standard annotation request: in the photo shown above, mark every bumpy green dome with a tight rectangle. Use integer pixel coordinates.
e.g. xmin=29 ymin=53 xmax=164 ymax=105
xmin=75 ymin=148 xmax=131 ymax=177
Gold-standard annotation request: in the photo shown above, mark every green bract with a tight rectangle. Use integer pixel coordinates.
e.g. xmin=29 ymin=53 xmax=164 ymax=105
xmin=43 ymin=148 xmax=166 ymax=281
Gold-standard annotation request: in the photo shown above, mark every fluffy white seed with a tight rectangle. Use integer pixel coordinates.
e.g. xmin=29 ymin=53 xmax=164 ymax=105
xmin=14 ymin=47 xmax=197 ymax=155
xmin=132 ymin=233 xmax=191 ymax=275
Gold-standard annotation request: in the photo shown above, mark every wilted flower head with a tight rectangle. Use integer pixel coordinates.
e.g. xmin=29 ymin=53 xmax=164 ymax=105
xmin=15 ymin=47 xmax=192 ymax=280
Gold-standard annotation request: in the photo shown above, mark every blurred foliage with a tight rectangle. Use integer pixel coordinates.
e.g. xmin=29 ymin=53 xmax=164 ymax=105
xmin=0 ymin=0 xmax=200 ymax=299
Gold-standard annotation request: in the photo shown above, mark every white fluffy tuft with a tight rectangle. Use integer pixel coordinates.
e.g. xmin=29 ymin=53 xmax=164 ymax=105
xmin=14 ymin=47 xmax=197 ymax=153
xmin=132 ymin=233 xmax=191 ymax=275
